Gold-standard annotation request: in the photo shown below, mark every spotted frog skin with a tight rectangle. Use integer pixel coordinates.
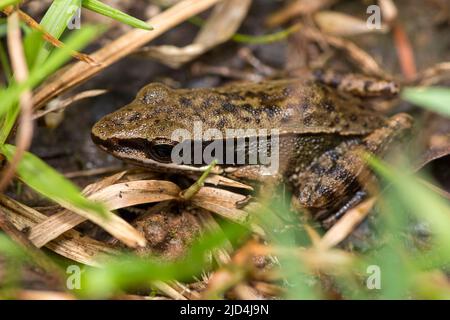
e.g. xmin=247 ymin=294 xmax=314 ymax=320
xmin=91 ymin=78 xmax=413 ymax=219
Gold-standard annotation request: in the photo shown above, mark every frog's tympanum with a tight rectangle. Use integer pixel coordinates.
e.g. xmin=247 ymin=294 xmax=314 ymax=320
xmin=92 ymin=78 xmax=413 ymax=221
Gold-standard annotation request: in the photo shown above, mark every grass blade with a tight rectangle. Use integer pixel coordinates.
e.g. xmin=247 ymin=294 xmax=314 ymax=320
xmin=81 ymin=223 xmax=246 ymax=298
xmin=0 ymin=25 xmax=100 ymax=143
xmin=33 ymin=0 xmax=82 ymax=66
xmin=402 ymin=87 xmax=450 ymax=117
xmin=0 ymin=41 xmax=12 ymax=83
xmin=0 ymin=0 xmax=20 ymax=10
xmin=367 ymin=155 xmax=450 ymax=255
xmin=1 ymin=144 xmax=106 ymax=215
xmin=82 ymin=0 xmax=152 ymax=30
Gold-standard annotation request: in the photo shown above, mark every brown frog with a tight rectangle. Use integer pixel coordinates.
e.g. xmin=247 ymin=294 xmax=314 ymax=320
xmin=91 ymin=77 xmax=413 ymax=222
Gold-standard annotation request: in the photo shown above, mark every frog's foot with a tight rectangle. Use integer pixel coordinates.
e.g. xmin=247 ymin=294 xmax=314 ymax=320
xmin=313 ymin=70 xmax=399 ymax=98
xmin=292 ymin=113 xmax=413 ymax=213
xmin=321 ymin=190 xmax=367 ymax=227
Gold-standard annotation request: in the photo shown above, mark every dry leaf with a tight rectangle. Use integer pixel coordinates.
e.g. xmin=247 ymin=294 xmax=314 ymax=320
xmin=314 ymin=11 xmax=389 ymax=36
xmin=29 ymin=180 xmax=181 ymax=248
xmin=191 ymin=187 xmax=249 ymax=224
xmin=194 ymin=174 xmax=254 ymax=191
xmin=136 ymin=0 xmax=252 ymax=68
xmin=90 ymin=180 xmax=180 ymax=208
xmin=0 ymin=195 xmax=189 ymax=299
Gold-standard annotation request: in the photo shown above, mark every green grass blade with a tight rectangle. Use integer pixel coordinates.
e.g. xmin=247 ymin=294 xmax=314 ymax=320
xmin=82 ymin=0 xmax=152 ymax=30
xmin=33 ymin=0 xmax=82 ymax=66
xmin=367 ymin=156 xmax=450 ymax=255
xmin=402 ymin=87 xmax=450 ymax=117
xmin=0 ymin=25 xmax=100 ymax=143
xmin=23 ymin=29 xmax=44 ymax=68
xmin=0 ymin=106 xmax=19 ymax=145
xmin=0 ymin=0 xmax=21 ymax=10
xmin=189 ymin=16 xmax=300 ymax=44
xmin=0 ymin=18 xmax=7 ymax=36
xmin=0 ymin=41 xmax=12 ymax=83
xmin=253 ymin=190 xmax=321 ymax=299
xmin=80 ymin=223 xmax=247 ymax=298
xmin=232 ymin=24 xmax=301 ymax=44
xmin=0 ymin=144 xmax=107 ymax=216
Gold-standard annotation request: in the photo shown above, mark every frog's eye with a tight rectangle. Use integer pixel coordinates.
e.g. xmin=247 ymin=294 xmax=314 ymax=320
xmin=149 ymin=144 xmax=173 ymax=163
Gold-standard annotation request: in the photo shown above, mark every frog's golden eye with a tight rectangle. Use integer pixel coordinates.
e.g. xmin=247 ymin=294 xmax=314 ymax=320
xmin=149 ymin=144 xmax=173 ymax=163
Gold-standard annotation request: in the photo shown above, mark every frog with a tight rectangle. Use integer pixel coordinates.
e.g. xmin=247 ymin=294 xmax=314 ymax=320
xmin=91 ymin=77 xmax=413 ymax=223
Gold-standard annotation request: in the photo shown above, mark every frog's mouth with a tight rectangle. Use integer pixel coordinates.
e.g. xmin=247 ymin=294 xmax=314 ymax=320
xmin=92 ymin=133 xmax=276 ymax=172
xmin=92 ymin=135 xmax=175 ymax=163
xmin=91 ymin=134 xmax=220 ymax=173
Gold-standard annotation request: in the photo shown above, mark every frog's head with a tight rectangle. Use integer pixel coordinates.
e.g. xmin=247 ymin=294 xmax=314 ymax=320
xmin=91 ymin=83 xmax=219 ymax=173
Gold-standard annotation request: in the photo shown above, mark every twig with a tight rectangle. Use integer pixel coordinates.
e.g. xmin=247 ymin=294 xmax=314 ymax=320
xmin=63 ymin=165 xmax=126 ymax=179
xmin=393 ymin=23 xmax=417 ymax=81
xmin=191 ymin=62 xmax=264 ymax=82
xmin=33 ymin=89 xmax=107 ymax=120
xmin=419 ymin=179 xmax=450 ymax=201
xmin=412 ymin=62 xmax=450 ymax=86
xmin=302 ymin=25 xmax=387 ymax=77
xmin=238 ymin=48 xmax=279 ymax=77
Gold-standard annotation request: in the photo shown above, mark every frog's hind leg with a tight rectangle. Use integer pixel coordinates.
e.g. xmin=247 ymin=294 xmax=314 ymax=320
xmin=292 ymin=113 xmax=413 ymax=218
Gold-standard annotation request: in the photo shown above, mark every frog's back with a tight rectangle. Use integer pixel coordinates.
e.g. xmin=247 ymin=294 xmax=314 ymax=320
xmin=202 ymin=79 xmax=385 ymax=135
xmin=92 ymin=79 xmax=386 ymax=142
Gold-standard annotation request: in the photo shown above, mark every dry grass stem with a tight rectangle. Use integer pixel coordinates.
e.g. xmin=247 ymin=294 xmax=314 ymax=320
xmin=0 ymin=194 xmax=118 ymax=266
xmin=33 ymin=90 xmax=108 ymax=120
xmin=302 ymin=26 xmax=387 ymax=77
xmin=2 ymin=7 xmax=97 ymax=65
xmin=191 ymin=187 xmax=249 ymax=224
xmin=197 ymin=210 xmax=233 ymax=266
xmin=319 ymin=197 xmax=378 ymax=250
xmin=413 ymin=62 xmax=450 ymax=86
xmin=0 ymin=10 xmax=34 ymax=192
